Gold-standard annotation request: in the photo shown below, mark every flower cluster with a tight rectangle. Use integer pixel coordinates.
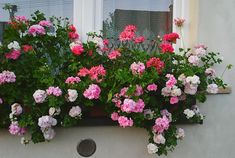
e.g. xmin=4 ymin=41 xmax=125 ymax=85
xmin=0 ymin=70 xmax=16 ymax=85
xmin=78 ymin=65 xmax=106 ymax=82
xmin=83 ymin=84 xmax=101 ymax=100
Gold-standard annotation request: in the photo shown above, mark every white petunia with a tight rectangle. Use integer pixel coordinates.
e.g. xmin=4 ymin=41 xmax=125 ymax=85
xmin=147 ymin=143 xmax=158 ymax=154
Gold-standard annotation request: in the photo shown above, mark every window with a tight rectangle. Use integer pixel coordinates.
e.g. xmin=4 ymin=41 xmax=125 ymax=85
xmin=103 ymin=0 xmax=173 ymax=40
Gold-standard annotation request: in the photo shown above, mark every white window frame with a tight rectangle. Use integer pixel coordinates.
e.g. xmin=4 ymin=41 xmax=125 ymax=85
xmin=73 ymin=0 xmax=199 ymax=48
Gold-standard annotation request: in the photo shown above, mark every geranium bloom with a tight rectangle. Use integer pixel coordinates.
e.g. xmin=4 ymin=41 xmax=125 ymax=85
xmin=69 ymin=32 xmax=79 ymax=39
xmin=89 ymin=65 xmax=106 ymax=82
xmin=38 ymin=115 xmax=57 ymax=128
xmin=170 ymin=96 xmax=179 ymax=104
xmin=67 ymin=89 xmax=78 ymax=102
xmin=46 ymin=86 xmax=62 ymax=96
xmin=108 ymin=50 xmax=121 ymax=60
xmin=7 ymin=41 xmax=20 ymax=50
xmin=183 ymin=109 xmax=195 ymax=119
xmin=188 ymin=55 xmax=200 ymax=66
xmin=39 ymin=20 xmax=52 ymax=27
xmin=147 ymin=83 xmax=158 ymax=91
xmin=133 ymin=99 xmax=145 ymax=113
xmin=166 ymin=74 xmax=177 ymax=88
xmin=176 ymin=128 xmax=185 ymax=139
xmin=11 ymin=103 xmax=23 ymax=116
xmin=119 ymin=87 xmax=129 ymax=97
xmin=146 ymin=57 xmax=165 ymax=74
xmin=22 ymin=45 xmax=33 ymax=52
xmin=9 ymin=121 xmax=26 ymax=136
xmin=134 ymin=85 xmax=144 ymax=96
xmin=28 ymin=24 xmax=46 ymax=36
xmin=154 ymin=134 xmax=166 ymax=144
xmin=69 ymin=106 xmax=82 ymax=117
xmin=205 ymin=68 xmax=216 ymax=78
xmin=118 ymin=116 xmax=133 ymax=128
xmin=124 ymin=25 xmax=137 ymax=32
xmin=69 ymin=25 xmax=76 ymax=32
xmin=119 ymin=25 xmax=136 ymax=41
xmin=77 ymin=67 xmax=90 ymax=77
xmin=5 ymin=50 xmax=21 ymax=60
xmin=33 ymin=90 xmax=47 ymax=103
xmin=134 ymin=36 xmax=145 ymax=43
xmin=70 ymin=44 xmax=84 ymax=56
xmin=65 ymin=76 xmax=81 ymax=84
xmin=42 ymin=128 xmax=55 ymax=140
xmin=0 ymin=70 xmax=16 ymax=85
xmin=174 ymin=18 xmax=185 ymax=27
xmin=111 ymin=112 xmax=119 ymax=121
xmin=121 ymin=99 xmax=136 ymax=113
xmin=153 ymin=116 xmax=170 ymax=134
xmin=160 ymin=43 xmax=174 ymax=53
xmin=163 ymin=33 xmax=180 ymax=43
xmin=147 ymin=143 xmax=158 ymax=154
xmin=83 ymin=84 xmax=101 ymax=100
xmin=206 ymin=84 xmax=218 ymax=94
xmin=130 ymin=62 xmax=145 ymax=75
xmin=15 ymin=16 xmax=28 ymax=23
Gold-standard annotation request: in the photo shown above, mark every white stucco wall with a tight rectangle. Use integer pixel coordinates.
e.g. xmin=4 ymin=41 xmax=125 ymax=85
xmin=0 ymin=0 xmax=235 ymax=158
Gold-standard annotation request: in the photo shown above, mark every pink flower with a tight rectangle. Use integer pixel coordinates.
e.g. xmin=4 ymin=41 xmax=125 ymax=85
xmin=9 ymin=122 xmax=26 ymax=136
xmin=130 ymin=62 xmax=145 ymax=75
xmin=121 ymin=99 xmax=136 ymax=113
xmin=103 ymin=39 xmax=109 ymax=46
xmin=124 ymin=25 xmax=137 ymax=32
xmin=184 ymin=83 xmax=198 ymax=95
xmin=120 ymin=87 xmax=129 ymax=97
xmin=71 ymin=44 xmax=84 ymax=56
xmin=15 ymin=16 xmax=28 ymax=23
xmin=33 ymin=90 xmax=47 ymax=103
xmin=188 ymin=55 xmax=200 ymax=66
xmin=77 ymin=67 xmax=90 ymax=77
xmin=119 ymin=25 xmax=137 ymax=41
xmin=194 ymin=44 xmax=207 ymax=49
xmin=38 ymin=115 xmax=57 ymax=128
xmin=46 ymin=86 xmax=62 ymax=96
xmin=166 ymin=74 xmax=177 ymax=88
xmin=118 ymin=116 xmax=133 ymax=128
xmin=160 ymin=43 xmax=174 ymax=53
xmin=174 ymin=18 xmax=185 ymax=27
xmin=134 ymin=36 xmax=145 ymax=43
xmin=133 ymin=99 xmax=145 ymax=113
xmin=205 ymin=68 xmax=216 ymax=78
xmin=42 ymin=128 xmax=55 ymax=140
xmin=111 ymin=112 xmax=119 ymax=121
xmin=146 ymin=57 xmax=165 ymax=74
xmin=163 ymin=33 xmax=180 ymax=43
xmin=170 ymin=96 xmax=179 ymax=104
xmin=0 ymin=70 xmax=16 ymax=85
xmin=69 ymin=106 xmax=82 ymax=117
xmin=89 ymin=65 xmax=106 ymax=82
xmin=39 ymin=20 xmax=52 ymax=27
xmin=69 ymin=25 xmax=76 ymax=32
xmin=5 ymin=50 xmax=21 ymax=60
xmin=22 ymin=45 xmax=33 ymax=52
xmin=147 ymin=84 xmax=158 ymax=91
xmin=28 ymin=24 xmax=46 ymax=36
xmin=65 ymin=76 xmax=81 ymax=84
xmin=0 ymin=98 xmax=3 ymax=104
xmin=11 ymin=103 xmax=23 ymax=116
xmin=153 ymin=116 xmax=170 ymax=134
xmin=83 ymin=84 xmax=101 ymax=100
xmin=135 ymin=85 xmax=144 ymax=96
xmin=108 ymin=50 xmax=121 ymax=60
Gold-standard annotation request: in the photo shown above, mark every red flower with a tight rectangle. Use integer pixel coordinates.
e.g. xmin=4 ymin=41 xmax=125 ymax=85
xmin=69 ymin=32 xmax=79 ymax=39
xmin=77 ymin=68 xmax=90 ymax=77
xmin=134 ymin=36 xmax=145 ymax=43
xmin=22 ymin=45 xmax=33 ymax=52
xmin=69 ymin=25 xmax=76 ymax=32
xmin=146 ymin=57 xmax=165 ymax=74
xmin=71 ymin=45 xmax=84 ymax=55
xmin=160 ymin=43 xmax=174 ymax=53
xmin=163 ymin=33 xmax=180 ymax=43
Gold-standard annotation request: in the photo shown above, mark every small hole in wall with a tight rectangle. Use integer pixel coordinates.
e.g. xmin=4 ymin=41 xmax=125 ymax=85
xmin=77 ymin=139 xmax=96 ymax=157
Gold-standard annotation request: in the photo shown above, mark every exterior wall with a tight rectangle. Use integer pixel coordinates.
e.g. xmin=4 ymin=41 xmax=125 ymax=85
xmin=0 ymin=0 xmax=235 ymax=158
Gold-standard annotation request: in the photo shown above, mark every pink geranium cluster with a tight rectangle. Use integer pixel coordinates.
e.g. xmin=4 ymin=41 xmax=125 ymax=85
xmin=65 ymin=76 xmax=81 ymax=84
xmin=121 ymin=98 xmax=145 ymax=113
xmin=165 ymin=74 xmax=177 ymax=88
xmin=0 ymin=70 xmax=16 ymax=85
xmin=46 ymin=86 xmax=62 ymax=97
xmin=130 ymin=62 xmax=145 ymax=76
xmin=28 ymin=24 xmax=46 ymax=36
xmin=39 ymin=20 xmax=52 ymax=27
xmin=5 ymin=50 xmax=21 ymax=60
xmin=153 ymin=116 xmax=170 ymax=134
xmin=119 ymin=25 xmax=136 ymax=41
xmin=163 ymin=33 xmax=180 ymax=43
xmin=147 ymin=83 xmax=158 ymax=91
xmin=15 ymin=16 xmax=28 ymax=23
xmin=146 ymin=57 xmax=165 ymax=74
xmin=118 ymin=116 xmax=133 ymax=128
xmin=78 ymin=65 xmax=106 ymax=82
xmin=22 ymin=45 xmax=33 ymax=52
xmin=108 ymin=50 xmax=121 ymax=60
xmin=83 ymin=84 xmax=101 ymax=100
xmin=134 ymin=36 xmax=145 ymax=43
xmin=9 ymin=122 xmax=26 ymax=136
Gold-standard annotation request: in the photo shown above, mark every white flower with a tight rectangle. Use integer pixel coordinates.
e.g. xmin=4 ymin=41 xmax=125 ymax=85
xmin=172 ymin=60 xmax=178 ymax=65
xmin=88 ymin=36 xmax=104 ymax=49
xmin=194 ymin=47 xmax=206 ymax=57
xmin=161 ymin=87 xmax=171 ymax=96
xmin=70 ymin=40 xmax=82 ymax=49
xmin=153 ymin=134 xmax=166 ymax=144
xmin=206 ymin=84 xmax=218 ymax=94
xmin=42 ymin=128 xmax=56 ymax=140
xmin=178 ymin=74 xmax=186 ymax=83
xmin=11 ymin=103 xmax=23 ymax=116
xmin=38 ymin=115 xmax=57 ymax=128
xmin=184 ymin=83 xmax=198 ymax=95
xmin=68 ymin=89 xmax=78 ymax=102
xmin=49 ymin=107 xmax=61 ymax=116
xmin=186 ymin=75 xmax=200 ymax=85
xmin=176 ymin=128 xmax=185 ymax=139
xmin=205 ymin=68 xmax=216 ymax=78
xmin=33 ymin=90 xmax=47 ymax=103
xmin=147 ymin=143 xmax=158 ymax=154
xmin=184 ymin=109 xmax=195 ymax=119
xmin=69 ymin=106 xmax=82 ymax=118
xmin=171 ymin=86 xmax=182 ymax=96
xmin=188 ymin=55 xmax=200 ymax=66
xmin=7 ymin=41 xmax=20 ymax=50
